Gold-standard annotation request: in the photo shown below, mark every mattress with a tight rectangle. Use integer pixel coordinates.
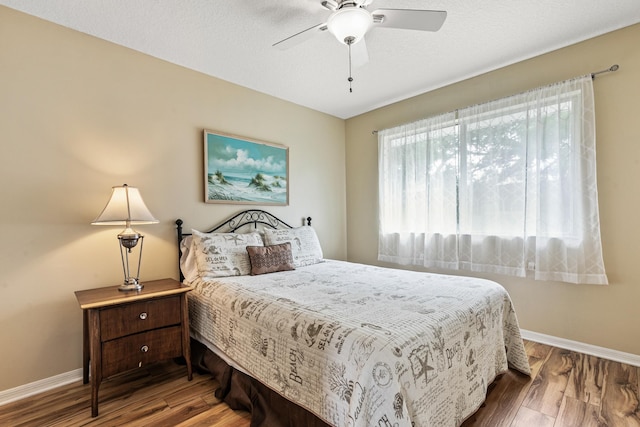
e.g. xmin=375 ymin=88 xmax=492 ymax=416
xmin=187 ymin=260 xmax=530 ymax=427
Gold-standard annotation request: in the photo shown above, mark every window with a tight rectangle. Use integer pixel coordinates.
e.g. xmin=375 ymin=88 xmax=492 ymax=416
xmin=378 ymin=76 xmax=607 ymax=284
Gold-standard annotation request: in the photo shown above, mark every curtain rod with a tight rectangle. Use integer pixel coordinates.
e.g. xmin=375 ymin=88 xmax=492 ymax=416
xmin=372 ymin=64 xmax=620 ymax=135
xmin=591 ymin=64 xmax=619 ymax=78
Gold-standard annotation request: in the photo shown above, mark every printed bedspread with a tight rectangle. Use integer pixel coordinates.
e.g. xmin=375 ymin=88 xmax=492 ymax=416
xmin=187 ymin=260 xmax=531 ymax=427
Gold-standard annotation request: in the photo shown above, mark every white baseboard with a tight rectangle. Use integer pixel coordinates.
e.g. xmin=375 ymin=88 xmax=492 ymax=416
xmin=521 ymin=329 xmax=640 ymax=367
xmin=2 ymin=331 xmax=639 ymax=407
xmin=0 ymin=368 xmax=83 ymax=407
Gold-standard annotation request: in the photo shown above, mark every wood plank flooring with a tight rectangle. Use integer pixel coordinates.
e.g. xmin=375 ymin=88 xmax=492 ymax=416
xmin=462 ymin=341 xmax=640 ymax=427
xmin=1 ymin=340 xmax=638 ymax=426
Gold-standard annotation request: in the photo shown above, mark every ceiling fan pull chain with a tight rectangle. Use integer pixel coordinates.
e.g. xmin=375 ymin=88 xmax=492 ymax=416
xmin=347 ymin=36 xmax=354 ymax=93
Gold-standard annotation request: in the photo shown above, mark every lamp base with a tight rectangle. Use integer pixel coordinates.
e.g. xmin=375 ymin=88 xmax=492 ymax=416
xmin=119 ymin=278 xmax=143 ymax=292
xmin=118 ymin=283 xmax=143 ymax=292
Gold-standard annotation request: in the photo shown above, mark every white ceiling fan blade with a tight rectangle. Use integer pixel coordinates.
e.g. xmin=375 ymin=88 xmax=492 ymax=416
xmin=273 ymin=22 xmax=328 ymax=50
xmin=371 ymin=9 xmax=447 ymax=32
xmin=321 ymin=0 xmax=338 ymax=11
xmin=351 ymin=38 xmax=369 ymax=68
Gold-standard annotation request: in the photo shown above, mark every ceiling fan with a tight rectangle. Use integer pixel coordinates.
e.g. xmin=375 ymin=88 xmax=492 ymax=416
xmin=272 ymin=0 xmax=447 ymax=92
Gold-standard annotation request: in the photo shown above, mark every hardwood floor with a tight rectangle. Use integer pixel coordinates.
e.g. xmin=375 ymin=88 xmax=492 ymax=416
xmin=1 ymin=340 xmax=638 ymax=426
xmin=462 ymin=341 xmax=640 ymax=427
xmin=0 ymin=363 xmax=251 ymax=427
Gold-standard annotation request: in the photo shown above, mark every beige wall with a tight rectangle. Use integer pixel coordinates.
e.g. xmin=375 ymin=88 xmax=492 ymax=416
xmin=0 ymin=7 xmax=346 ymax=391
xmin=346 ymin=23 xmax=640 ymax=356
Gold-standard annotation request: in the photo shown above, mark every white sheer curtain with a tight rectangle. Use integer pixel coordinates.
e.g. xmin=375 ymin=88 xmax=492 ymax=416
xmin=378 ymin=111 xmax=459 ymax=267
xmin=378 ymin=75 xmax=608 ymax=285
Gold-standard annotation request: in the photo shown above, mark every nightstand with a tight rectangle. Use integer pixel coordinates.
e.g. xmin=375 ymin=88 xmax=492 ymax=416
xmin=74 ymin=278 xmax=192 ymax=417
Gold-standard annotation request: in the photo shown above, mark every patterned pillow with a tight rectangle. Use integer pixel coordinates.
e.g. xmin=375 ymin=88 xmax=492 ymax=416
xmin=191 ymin=229 xmax=264 ymax=277
xmin=263 ymin=226 xmax=323 ymax=267
xmin=179 ymin=236 xmax=199 ymax=282
xmin=246 ymin=243 xmax=295 ymax=275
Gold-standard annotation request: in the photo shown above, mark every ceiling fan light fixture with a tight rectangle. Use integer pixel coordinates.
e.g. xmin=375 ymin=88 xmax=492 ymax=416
xmin=327 ymin=7 xmax=372 ymax=45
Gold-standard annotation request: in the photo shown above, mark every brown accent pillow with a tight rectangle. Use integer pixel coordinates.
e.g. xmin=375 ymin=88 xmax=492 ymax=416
xmin=246 ymin=242 xmax=295 ymax=275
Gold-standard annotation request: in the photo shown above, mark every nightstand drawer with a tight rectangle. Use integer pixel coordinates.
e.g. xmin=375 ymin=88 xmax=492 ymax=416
xmin=101 ymin=326 xmax=183 ymax=377
xmin=100 ymin=296 xmax=181 ymax=341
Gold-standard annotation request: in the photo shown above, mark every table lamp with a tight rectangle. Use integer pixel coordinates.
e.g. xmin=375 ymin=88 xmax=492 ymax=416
xmin=92 ymin=184 xmax=158 ymax=291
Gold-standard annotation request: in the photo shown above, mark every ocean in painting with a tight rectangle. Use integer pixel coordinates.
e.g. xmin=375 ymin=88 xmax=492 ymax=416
xmin=207 ymin=171 xmax=287 ymax=204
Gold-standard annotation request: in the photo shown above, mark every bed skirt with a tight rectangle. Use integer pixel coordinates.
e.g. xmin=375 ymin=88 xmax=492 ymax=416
xmin=191 ymin=339 xmax=332 ymax=427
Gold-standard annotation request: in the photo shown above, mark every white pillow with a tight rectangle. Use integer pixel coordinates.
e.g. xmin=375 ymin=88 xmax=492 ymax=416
xmin=179 ymin=236 xmax=199 ymax=283
xmin=263 ymin=226 xmax=323 ymax=267
xmin=191 ymin=229 xmax=264 ymax=277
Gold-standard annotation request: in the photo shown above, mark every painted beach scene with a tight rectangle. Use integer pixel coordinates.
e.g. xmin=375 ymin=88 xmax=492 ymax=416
xmin=205 ymin=131 xmax=288 ymax=205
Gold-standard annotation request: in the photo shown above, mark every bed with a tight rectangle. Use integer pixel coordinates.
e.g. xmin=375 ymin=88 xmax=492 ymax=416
xmin=177 ymin=210 xmax=531 ymax=427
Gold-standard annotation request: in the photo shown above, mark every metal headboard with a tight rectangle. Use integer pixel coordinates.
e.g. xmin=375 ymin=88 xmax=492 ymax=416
xmin=176 ymin=209 xmax=312 ymax=282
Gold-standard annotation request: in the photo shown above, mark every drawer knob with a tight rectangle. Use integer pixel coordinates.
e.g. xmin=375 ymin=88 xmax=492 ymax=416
xmin=141 ymin=345 xmax=149 ymax=353
xmin=139 ymin=312 xmax=148 ymax=320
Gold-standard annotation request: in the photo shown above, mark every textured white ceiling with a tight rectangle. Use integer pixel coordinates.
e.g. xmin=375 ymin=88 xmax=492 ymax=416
xmin=2 ymin=0 xmax=639 ymax=119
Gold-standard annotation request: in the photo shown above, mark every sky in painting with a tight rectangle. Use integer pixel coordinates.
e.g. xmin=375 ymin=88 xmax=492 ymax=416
xmin=207 ymin=133 xmax=287 ymax=177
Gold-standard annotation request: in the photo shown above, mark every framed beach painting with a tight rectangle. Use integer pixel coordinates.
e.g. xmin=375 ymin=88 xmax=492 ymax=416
xmin=204 ymin=130 xmax=289 ymax=205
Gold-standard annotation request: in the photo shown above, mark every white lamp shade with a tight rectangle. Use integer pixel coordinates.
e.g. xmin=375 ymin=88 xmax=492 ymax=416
xmin=327 ymin=7 xmax=373 ymax=45
xmin=92 ymin=184 xmax=158 ymax=225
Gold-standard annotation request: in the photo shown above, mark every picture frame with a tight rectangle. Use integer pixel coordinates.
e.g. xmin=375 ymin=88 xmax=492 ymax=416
xmin=204 ymin=130 xmax=289 ymax=205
